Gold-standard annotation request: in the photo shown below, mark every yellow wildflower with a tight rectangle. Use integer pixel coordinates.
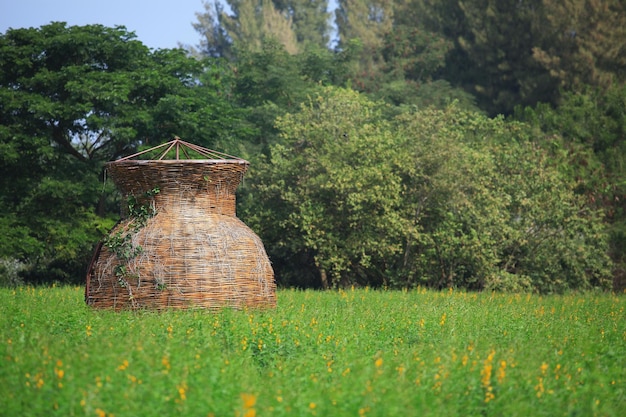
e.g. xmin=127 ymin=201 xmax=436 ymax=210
xmin=497 ymin=360 xmax=506 ymax=383
xmin=241 ymin=393 xmax=257 ymax=409
xmin=117 ymin=360 xmax=129 ymax=371
xmin=161 ymin=355 xmax=171 ymax=373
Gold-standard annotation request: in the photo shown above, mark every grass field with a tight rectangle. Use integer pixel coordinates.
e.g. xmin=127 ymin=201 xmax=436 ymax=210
xmin=1 ymin=286 xmax=624 ymax=416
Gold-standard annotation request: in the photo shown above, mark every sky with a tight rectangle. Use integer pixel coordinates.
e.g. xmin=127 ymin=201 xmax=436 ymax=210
xmin=0 ymin=0 xmax=206 ymax=50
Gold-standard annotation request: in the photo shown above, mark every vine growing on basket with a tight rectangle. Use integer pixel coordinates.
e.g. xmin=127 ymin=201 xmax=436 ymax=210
xmin=103 ymin=187 xmax=160 ymax=290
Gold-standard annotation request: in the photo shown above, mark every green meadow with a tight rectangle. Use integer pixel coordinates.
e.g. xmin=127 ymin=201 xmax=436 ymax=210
xmin=1 ymin=286 xmax=624 ymax=416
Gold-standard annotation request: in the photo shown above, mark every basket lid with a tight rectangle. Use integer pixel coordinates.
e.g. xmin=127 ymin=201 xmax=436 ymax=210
xmin=113 ymin=137 xmax=248 ymax=163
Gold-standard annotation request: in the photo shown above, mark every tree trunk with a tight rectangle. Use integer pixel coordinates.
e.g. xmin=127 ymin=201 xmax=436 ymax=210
xmin=319 ymin=268 xmax=329 ymax=289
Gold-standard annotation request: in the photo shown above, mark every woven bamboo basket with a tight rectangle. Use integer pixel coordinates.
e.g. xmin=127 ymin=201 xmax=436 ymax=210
xmin=85 ymin=139 xmax=276 ymax=310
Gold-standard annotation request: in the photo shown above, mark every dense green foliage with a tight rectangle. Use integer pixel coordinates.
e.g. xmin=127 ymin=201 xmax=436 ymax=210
xmin=0 ymin=23 xmax=248 ymax=284
xmin=397 ymin=0 xmax=626 ymax=115
xmin=194 ymin=0 xmax=330 ymax=57
xmin=1 ymin=287 xmax=624 ymax=416
xmin=246 ymin=87 xmax=611 ymax=291
xmin=1 ymin=0 xmax=624 ymax=291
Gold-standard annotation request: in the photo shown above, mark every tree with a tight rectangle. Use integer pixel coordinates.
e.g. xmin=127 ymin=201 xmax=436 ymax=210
xmin=247 ymin=87 xmax=407 ymax=288
xmin=393 ymin=106 xmax=612 ymax=291
xmin=333 ymin=0 xmax=476 ymax=111
xmin=223 ymin=0 xmax=300 ymax=53
xmin=532 ymin=0 xmax=626 ymax=92
xmin=193 ymin=0 xmax=331 ymax=57
xmin=335 ymin=0 xmax=394 ymax=80
xmin=0 ymin=23 xmax=247 ymax=284
xmin=336 ymin=0 xmax=394 ymax=51
xmin=192 ymin=1 xmax=232 ymax=57
xmin=273 ymin=0 xmax=331 ymax=48
xmin=248 ymin=87 xmax=612 ymax=291
xmin=369 ymin=25 xmax=477 ymax=110
xmin=439 ymin=0 xmax=554 ymax=114
xmin=515 ymin=84 xmax=626 ymax=290
xmin=394 ymin=0 xmax=626 ymax=115
xmin=224 ymin=39 xmax=354 ymax=152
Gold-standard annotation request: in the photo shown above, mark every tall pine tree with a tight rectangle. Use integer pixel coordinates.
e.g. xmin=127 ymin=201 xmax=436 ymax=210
xmin=194 ymin=0 xmax=330 ymax=56
xmin=533 ymin=0 xmax=626 ymax=92
xmin=393 ymin=0 xmax=626 ymax=114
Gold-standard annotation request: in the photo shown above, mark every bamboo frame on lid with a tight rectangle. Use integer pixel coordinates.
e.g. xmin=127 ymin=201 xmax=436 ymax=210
xmin=118 ymin=137 xmax=244 ymax=161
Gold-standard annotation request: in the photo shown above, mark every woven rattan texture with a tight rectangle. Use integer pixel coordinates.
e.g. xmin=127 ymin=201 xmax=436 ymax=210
xmin=86 ymin=160 xmax=276 ymax=310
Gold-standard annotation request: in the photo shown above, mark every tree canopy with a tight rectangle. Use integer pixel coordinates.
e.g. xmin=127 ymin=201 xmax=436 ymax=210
xmin=194 ymin=0 xmax=331 ymax=57
xmin=245 ymin=87 xmax=612 ymax=292
xmin=0 ymin=23 xmax=247 ymax=283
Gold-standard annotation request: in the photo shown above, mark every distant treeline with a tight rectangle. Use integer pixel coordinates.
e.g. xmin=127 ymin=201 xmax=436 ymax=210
xmin=1 ymin=0 xmax=625 ymax=291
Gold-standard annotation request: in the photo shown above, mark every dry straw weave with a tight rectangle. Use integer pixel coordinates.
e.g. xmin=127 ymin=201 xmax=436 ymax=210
xmin=85 ymin=141 xmax=276 ymax=310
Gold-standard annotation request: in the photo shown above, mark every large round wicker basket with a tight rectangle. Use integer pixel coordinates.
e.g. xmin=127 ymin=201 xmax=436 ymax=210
xmin=85 ymin=139 xmax=276 ymax=310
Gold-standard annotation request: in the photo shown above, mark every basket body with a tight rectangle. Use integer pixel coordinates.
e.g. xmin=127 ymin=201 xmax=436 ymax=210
xmin=85 ymin=160 xmax=275 ymax=310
